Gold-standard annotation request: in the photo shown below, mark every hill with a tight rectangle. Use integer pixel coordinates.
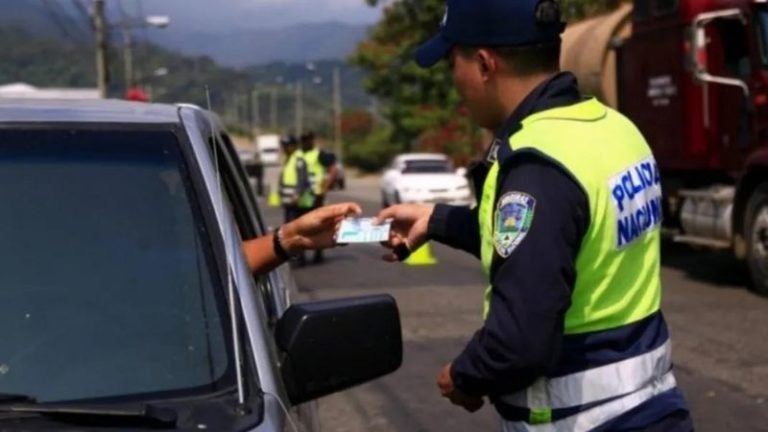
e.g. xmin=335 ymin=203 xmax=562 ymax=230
xmin=1 ymin=0 xmax=372 ymax=66
xmin=153 ymin=22 xmax=370 ymax=68
xmin=0 ymin=26 xmax=370 ymax=135
xmin=0 ymin=0 xmax=92 ymax=42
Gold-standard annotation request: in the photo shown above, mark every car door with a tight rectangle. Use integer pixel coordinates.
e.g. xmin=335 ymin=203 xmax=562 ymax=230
xmin=206 ymin=128 xmax=320 ymax=432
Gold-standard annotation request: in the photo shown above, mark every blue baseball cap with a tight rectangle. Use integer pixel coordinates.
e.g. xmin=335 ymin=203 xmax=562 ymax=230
xmin=415 ymin=0 xmax=566 ymax=68
xmin=280 ymin=134 xmax=298 ymax=147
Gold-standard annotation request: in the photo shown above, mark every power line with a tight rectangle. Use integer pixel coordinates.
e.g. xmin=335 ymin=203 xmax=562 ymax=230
xmin=54 ymin=0 xmax=92 ymax=40
xmin=116 ymin=0 xmax=128 ymax=20
xmin=135 ymin=0 xmax=150 ymax=43
xmin=117 ymin=0 xmax=136 ymax=89
xmin=46 ymin=0 xmax=91 ymax=42
xmin=72 ymin=0 xmax=93 ymax=36
xmin=133 ymin=0 xmax=151 ymax=82
xmin=38 ymin=0 xmax=81 ymax=43
xmin=71 ymin=0 xmax=93 ymax=30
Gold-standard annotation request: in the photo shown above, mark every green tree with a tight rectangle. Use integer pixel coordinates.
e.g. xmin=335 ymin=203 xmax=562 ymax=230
xmin=560 ymin=0 xmax=622 ymax=21
xmin=351 ymin=0 xmax=623 ymax=169
xmin=351 ymin=0 xmax=481 ymax=166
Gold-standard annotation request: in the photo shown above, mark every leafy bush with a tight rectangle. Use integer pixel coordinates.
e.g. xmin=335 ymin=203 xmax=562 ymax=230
xmin=344 ymin=125 xmax=399 ymax=172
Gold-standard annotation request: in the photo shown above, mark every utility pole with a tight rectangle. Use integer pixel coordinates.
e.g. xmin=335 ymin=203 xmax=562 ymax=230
xmin=294 ymin=82 xmax=303 ymax=136
xmin=333 ymin=67 xmax=343 ymax=160
xmin=251 ymin=88 xmax=260 ymax=137
xmin=122 ymin=28 xmax=134 ymax=90
xmin=270 ymin=88 xmax=277 ymax=130
xmin=92 ymin=0 xmax=108 ymax=98
xmin=231 ymin=94 xmax=240 ymax=125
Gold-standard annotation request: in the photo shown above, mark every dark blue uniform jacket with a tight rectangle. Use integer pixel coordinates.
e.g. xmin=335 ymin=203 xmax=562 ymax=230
xmin=427 ymin=73 xmax=691 ymax=431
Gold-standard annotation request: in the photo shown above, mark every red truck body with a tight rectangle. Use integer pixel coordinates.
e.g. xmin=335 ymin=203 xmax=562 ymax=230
xmin=619 ymin=0 xmax=765 ymax=174
xmin=583 ymin=0 xmax=768 ymax=293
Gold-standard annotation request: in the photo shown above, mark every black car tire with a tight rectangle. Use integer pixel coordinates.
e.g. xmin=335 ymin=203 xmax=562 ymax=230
xmin=745 ymin=182 xmax=768 ymax=296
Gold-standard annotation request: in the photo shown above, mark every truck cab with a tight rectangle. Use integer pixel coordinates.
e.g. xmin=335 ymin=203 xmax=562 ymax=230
xmin=256 ymin=134 xmax=281 ymax=166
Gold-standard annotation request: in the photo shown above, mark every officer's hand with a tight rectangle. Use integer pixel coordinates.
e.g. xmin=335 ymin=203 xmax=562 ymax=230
xmin=375 ymin=204 xmax=435 ymax=262
xmin=437 ymin=363 xmax=484 ymax=413
xmin=282 ymin=202 xmax=362 ymax=253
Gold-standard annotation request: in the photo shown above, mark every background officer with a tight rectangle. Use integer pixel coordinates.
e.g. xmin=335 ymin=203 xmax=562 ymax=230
xmin=300 ymin=131 xmax=339 ymax=263
xmin=279 ymin=134 xmax=314 ymax=265
xmin=377 ymin=0 xmax=691 ymax=430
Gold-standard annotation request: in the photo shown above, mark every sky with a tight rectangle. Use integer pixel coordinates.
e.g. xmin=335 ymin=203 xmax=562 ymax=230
xmin=139 ymin=0 xmax=385 ymax=32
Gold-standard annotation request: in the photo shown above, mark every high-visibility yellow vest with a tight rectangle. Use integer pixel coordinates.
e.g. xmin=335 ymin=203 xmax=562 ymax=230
xmin=478 ymin=98 xmax=672 ymax=429
xmin=302 ymin=148 xmax=326 ymax=196
xmin=280 ymin=150 xmax=314 ymax=208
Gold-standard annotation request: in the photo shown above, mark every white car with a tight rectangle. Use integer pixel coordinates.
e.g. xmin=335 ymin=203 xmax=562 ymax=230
xmin=381 ymin=153 xmax=473 ymax=207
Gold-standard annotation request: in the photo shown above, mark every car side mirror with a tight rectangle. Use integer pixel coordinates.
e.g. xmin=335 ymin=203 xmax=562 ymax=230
xmin=455 ymin=167 xmax=467 ymax=177
xmin=275 ymin=295 xmax=402 ymax=405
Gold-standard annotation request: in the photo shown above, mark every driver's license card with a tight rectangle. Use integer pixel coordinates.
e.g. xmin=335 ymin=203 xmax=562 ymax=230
xmin=337 ymin=217 xmax=391 ymax=243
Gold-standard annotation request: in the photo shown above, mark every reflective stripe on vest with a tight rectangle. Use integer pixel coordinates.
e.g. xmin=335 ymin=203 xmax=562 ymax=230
xmin=501 ymin=340 xmax=671 ymax=409
xmin=501 ymin=372 xmax=677 ymax=432
xmin=477 ymin=98 xmax=669 ymax=428
xmin=302 ymin=148 xmax=326 ymax=195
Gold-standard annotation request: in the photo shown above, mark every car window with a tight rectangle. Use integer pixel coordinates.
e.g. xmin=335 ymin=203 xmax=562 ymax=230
xmin=0 ymin=128 xmax=233 ymax=403
xmin=402 ymin=159 xmax=452 ymax=174
xmin=210 ymin=137 xmax=260 ymax=240
xmin=222 ymin=134 xmax=268 ymax=235
xmin=208 ymin=133 xmax=282 ymax=324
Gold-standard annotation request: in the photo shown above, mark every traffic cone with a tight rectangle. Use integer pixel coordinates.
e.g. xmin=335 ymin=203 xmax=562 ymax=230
xmin=405 ymin=243 xmax=438 ymax=266
xmin=267 ymin=184 xmax=280 ymax=208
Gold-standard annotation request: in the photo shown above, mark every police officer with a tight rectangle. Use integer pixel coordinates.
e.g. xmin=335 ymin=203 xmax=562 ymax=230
xmin=279 ymin=134 xmax=314 ymax=265
xmin=300 ymin=131 xmax=339 ymax=263
xmin=377 ymin=0 xmax=691 ymax=430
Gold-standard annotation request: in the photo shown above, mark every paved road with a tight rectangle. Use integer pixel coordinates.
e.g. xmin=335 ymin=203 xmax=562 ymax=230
xmin=260 ymin=173 xmax=768 ymax=432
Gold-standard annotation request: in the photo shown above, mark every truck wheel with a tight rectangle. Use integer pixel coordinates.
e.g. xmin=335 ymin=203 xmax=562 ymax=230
xmin=745 ymin=183 xmax=768 ymax=296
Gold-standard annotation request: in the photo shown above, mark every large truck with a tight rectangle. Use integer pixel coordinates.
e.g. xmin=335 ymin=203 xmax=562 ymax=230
xmin=256 ymin=133 xmax=281 ymax=166
xmin=562 ymin=0 xmax=768 ymax=294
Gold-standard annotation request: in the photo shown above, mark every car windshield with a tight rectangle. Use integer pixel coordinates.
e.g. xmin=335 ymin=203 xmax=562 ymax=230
xmin=0 ymin=128 xmax=232 ymax=403
xmin=402 ymin=159 xmax=452 ymax=174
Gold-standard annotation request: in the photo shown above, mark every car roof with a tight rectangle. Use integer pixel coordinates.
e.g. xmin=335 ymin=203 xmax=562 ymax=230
xmin=396 ymin=153 xmax=448 ymax=163
xmin=0 ymin=98 xmax=182 ymax=124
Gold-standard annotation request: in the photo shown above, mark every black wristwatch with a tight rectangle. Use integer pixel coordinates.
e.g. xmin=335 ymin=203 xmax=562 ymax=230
xmin=272 ymin=227 xmax=295 ymax=261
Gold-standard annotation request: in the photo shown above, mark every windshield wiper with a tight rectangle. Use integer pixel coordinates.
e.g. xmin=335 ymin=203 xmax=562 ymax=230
xmin=0 ymin=393 xmax=36 ymax=404
xmin=0 ymin=402 xmax=177 ymax=428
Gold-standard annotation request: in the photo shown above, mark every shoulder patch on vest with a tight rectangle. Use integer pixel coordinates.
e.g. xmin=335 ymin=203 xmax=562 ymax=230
xmin=494 ymin=192 xmax=536 ymax=258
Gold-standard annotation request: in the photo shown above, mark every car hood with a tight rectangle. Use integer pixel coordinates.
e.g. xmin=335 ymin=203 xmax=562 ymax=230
xmin=397 ymin=173 xmax=467 ymax=190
